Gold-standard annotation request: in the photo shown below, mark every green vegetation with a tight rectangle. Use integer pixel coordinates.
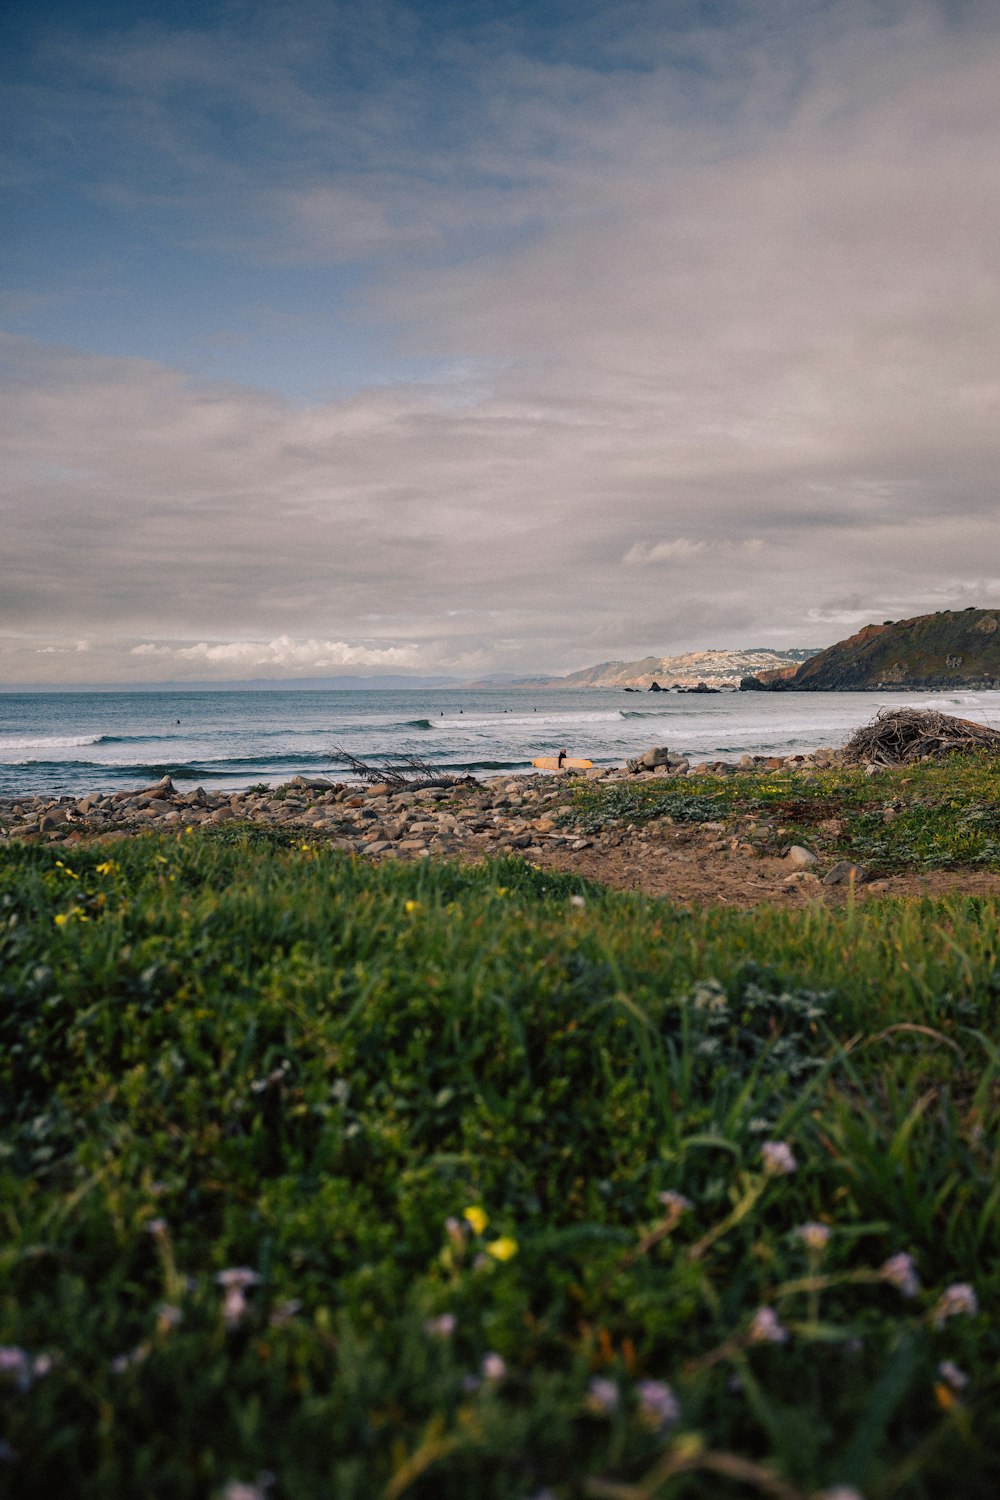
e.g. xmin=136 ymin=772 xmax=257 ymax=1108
xmin=2 ymin=832 xmax=999 ymax=1498
xmin=761 ymin=606 xmax=1000 ymax=690
xmin=567 ymin=757 xmax=1000 ymax=873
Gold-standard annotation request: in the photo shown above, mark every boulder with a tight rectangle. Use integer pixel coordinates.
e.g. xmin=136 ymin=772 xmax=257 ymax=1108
xmin=641 ymin=746 xmax=672 ymax=769
xmin=822 ymin=860 xmax=868 ymax=886
xmin=785 ymin=845 xmax=818 ymax=870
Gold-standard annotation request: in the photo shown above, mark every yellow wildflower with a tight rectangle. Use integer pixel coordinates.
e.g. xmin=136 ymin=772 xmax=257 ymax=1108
xmin=486 ymin=1236 xmax=519 ymax=1262
xmin=463 ymin=1205 xmax=488 ymax=1235
xmin=404 ymin=899 xmax=420 ymax=914
xmin=95 ymin=860 xmax=119 ymax=876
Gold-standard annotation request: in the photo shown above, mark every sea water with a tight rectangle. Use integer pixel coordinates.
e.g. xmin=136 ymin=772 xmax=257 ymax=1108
xmin=2 ymin=686 xmax=1000 ymax=799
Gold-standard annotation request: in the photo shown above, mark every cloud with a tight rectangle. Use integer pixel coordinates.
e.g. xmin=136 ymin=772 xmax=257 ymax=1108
xmin=130 ymin=637 xmax=419 ymax=669
xmin=5 ymin=2 xmax=1000 ymax=681
xmin=624 ymin=539 xmax=707 ymax=566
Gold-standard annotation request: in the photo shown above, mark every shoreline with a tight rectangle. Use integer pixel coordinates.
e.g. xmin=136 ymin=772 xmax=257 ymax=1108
xmin=0 ymin=743 xmax=844 ymax=847
xmin=8 ymin=741 xmax=1000 ymax=910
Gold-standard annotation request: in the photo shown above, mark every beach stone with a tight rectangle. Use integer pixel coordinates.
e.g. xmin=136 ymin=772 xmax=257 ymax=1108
xmin=785 ymin=845 xmax=818 ymax=869
xmin=822 ymin=860 xmax=868 ymax=886
xmin=140 ymin=775 xmax=176 ymax=795
xmin=641 ymin=746 xmax=671 ymax=769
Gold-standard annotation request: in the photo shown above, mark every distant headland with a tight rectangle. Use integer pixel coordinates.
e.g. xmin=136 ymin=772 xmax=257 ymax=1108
xmin=739 ymin=608 xmax=1000 ymax=691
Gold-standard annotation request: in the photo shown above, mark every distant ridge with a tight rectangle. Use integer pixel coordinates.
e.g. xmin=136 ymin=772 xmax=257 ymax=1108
xmin=505 ymin=648 xmax=817 ymax=690
xmin=741 ymin=608 xmax=1000 ymax=691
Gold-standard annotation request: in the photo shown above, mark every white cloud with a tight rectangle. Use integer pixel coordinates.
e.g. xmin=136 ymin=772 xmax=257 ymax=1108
xmin=130 ymin=637 xmax=419 ymax=669
xmin=624 ymin=539 xmax=707 ymax=566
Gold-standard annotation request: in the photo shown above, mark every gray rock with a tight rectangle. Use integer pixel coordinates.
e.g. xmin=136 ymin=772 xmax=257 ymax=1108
xmin=822 ymin=860 xmax=868 ymax=886
xmin=140 ymin=775 xmax=176 ymax=796
xmin=785 ymin=845 xmax=818 ymax=869
xmin=641 ymin=746 xmax=671 ymax=769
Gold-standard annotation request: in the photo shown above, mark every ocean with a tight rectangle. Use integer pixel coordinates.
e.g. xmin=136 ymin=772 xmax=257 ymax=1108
xmin=2 ymin=686 xmax=1000 ymax=801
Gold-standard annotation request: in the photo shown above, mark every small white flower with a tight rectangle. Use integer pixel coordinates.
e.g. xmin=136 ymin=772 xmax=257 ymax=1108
xmin=221 ymin=1481 xmax=271 ymax=1500
xmin=424 ymin=1313 xmax=457 ymax=1339
xmin=31 ymin=1353 xmax=53 ymax=1378
xmin=932 ymin=1282 xmax=978 ymax=1328
xmin=110 ymin=1343 xmax=149 ymax=1374
xmin=658 ymin=1190 xmax=692 ymax=1216
xmin=880 ymin=1252 xmax=919 ymax=1298
xmin=585 ymin=1376 xmax=619 ymax=1416
xmin=222 ymin=1288 xmax=249 ymax=1327
xmin=145 ymin=1217 xmax=168 ymax=1237
xmin=795 ymin=1221 xmax=830 ymax=1251
xmin=481 ymin=1352 xmax=507 ymax=1382
xmin=938 ymin=1359 xmax=969 ymax=1391
xmin=215 ymin=1267 xmax=261 ymax=1289
xmin=761 ymin=1141 xmax=797 ymax=1176
xmin=637 ymin=1379 xmax=680 ymax=1431
xmin=569 ymin=895 xmax=586 ymax=909
xmin=156 ymin=1304 xmax=183 ymax=1332
xmin=748 ymin=1307 xmax=788 ymax=1344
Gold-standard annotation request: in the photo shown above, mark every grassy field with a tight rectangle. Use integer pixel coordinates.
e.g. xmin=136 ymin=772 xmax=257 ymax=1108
xmin=565 ymin=758 xmax=1000 ymax=874
xmin=1 ymin=817 xmax=999 ymax=1498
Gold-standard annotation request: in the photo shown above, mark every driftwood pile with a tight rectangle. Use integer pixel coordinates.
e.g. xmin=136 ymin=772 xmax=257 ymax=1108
xmin=332 ymin=746 xmax=477 ymax=790
xmin=842 ymin=708 xmax=1000 ymax=766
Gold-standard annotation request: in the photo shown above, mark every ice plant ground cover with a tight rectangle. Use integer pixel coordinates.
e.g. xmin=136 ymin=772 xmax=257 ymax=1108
xmin=1 ymin=831 xmax=999 ymax=1498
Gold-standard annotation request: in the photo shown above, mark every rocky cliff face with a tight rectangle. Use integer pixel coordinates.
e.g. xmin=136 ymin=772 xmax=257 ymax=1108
xmin=742 ymin=609 xmax=1000 ymax=691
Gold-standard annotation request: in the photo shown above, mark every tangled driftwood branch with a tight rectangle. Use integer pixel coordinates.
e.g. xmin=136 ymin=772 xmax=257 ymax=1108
xmin=842 ymin=708 xmax=1000 ymax=766
xmin=332 ymin=745 xmax=476 ymax=789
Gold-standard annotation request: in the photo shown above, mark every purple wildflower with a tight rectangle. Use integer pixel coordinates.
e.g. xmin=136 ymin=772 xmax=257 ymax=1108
xmin=761 ymin=1141 xmax=797 ymax=1175
xmin=880 ymin=1252 xmax=919 ymax=1298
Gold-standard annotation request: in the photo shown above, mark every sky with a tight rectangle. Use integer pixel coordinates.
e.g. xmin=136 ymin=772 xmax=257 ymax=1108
xmin=3 ymin=0 xmax=1000 ymax=684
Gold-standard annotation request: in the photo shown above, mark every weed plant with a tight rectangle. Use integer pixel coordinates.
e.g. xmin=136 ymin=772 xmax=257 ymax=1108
xmin=1 ymin=834 xmax=999 ymax=1498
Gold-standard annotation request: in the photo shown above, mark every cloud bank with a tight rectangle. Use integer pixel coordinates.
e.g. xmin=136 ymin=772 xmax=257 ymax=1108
xmin=3 ymin=1 xmax=1000 ymax=682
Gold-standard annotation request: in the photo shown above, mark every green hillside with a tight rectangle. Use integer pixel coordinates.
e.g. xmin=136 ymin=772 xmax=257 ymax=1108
xmin=750 ymin=608 xmax=1000 ymax=690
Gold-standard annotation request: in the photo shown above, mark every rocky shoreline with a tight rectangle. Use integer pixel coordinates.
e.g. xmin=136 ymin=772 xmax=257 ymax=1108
xmin=0 ymin=742 xmax=844 ymax=854
xmin=9 ymin=739 xmax=1000 ymax=909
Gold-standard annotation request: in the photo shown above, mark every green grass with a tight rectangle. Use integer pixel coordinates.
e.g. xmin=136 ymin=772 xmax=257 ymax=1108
xmin=566 ymin=756 xmax=1000 ymax=873
xmin=2 ymin=833 xmax=999 ymax=1498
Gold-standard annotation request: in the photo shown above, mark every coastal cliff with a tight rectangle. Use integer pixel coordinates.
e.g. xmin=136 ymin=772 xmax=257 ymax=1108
xmin=741 ymin=608 xmax=1000 ymax=691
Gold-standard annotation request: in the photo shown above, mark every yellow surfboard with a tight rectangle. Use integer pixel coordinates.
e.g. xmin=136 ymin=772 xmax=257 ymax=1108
xmin=530 ymin=756 xmax=593 ymax=770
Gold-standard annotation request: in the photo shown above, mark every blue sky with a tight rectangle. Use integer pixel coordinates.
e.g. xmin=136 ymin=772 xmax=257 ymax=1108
xmin=3 ymin=0 xmax=1000 ymax=682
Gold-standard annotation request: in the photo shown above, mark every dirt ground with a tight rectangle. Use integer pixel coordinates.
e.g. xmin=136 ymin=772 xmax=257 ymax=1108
xmin=526 ymin=827 xmax=1000 ymax=909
